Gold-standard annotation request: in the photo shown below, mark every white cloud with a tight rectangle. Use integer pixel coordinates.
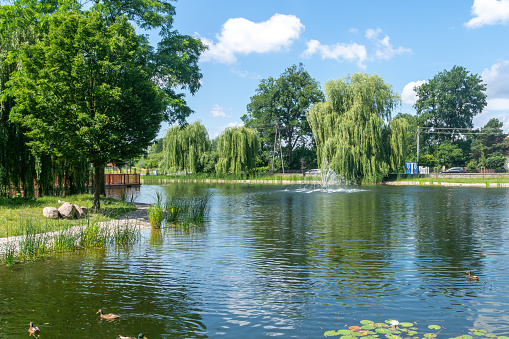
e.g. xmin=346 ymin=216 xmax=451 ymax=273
xmin=465 ymin=0 xmax=509 ymax=28
xmin=365 ymin=28 xmax=412 ymax=60
xmin=365 ymin=27 xmax=382 ymax=40
xmin=211 ymin=104 xmax=230 ymax=118
xmin=301 ymin=39 xmax=368 ymax=69
xmin=401 ymin=80 xmax=426 ymax=105
xmin=200 ymin=14 xmax=304 ymax=63
xmin=482 ymin=59 xmax=509 ymax=99
xmin=302 ymin=28 xmax=410 ymax=69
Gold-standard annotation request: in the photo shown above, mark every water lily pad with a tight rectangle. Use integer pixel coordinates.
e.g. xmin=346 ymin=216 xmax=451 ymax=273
xmin=374 ymin=323 xmax=388 ymax=328
xmin=428 ymin=325 xmax=441 ymax=330
xmin=362 ymin=325 xmax=376 ymax=330
xmin=473 ymin=333 xmax=485 ymax=337
xmin=385 ymin=335 xmax=402 ymax=339
xmin=485 ymin=334 xmax=496 ymax=338
xmin=497 ymin=337 xmax=509 ymax=339
xmin=324 ymin=330 xmax=341 ymax=337
xmin=376 ymin=328 xmax=392 ymax=334
xmin=424 ymin=333 xmax=438 ymax=338
xmin=340 ymin=336 xmax=356 ymax=339
xmin=337 ymin=330 xmax=353 ymax=335
xmin=459 ymin=335 xmax=473 ymax=339
xmin=399 ymin=322 xmax=414 ymax=327
xmin=360 ymin=320 xmax=375 ymax=325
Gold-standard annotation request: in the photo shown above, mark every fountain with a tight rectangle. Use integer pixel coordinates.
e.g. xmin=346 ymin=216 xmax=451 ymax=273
xmin=313 ymin=159 xmax=347 ymax=191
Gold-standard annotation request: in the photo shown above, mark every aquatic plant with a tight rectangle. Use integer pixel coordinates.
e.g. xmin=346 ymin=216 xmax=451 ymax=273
xmin=164 ymin=193 xmax=211 ymax=226
xmin=324 ymin=319 xmax=509 ymax=338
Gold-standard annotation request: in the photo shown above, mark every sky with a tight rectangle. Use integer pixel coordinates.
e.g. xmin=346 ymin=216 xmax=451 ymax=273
xmin=152 ymin=0 xmax=509 ymax=139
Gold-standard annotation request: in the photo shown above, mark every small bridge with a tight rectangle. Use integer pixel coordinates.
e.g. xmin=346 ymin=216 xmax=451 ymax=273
xmin=105 ymin=173 xmax=141 ymax=187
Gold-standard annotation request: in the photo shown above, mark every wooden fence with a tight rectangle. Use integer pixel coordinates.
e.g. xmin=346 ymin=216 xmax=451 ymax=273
xmin=105 ymin=173 xmax=140 ymax=187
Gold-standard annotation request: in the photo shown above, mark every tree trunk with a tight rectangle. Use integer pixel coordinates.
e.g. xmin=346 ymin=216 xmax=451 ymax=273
xmin=93 ymin=165 xmax=101 ymax=211
xmin=99 ymin=167 xmax=106 ymax=196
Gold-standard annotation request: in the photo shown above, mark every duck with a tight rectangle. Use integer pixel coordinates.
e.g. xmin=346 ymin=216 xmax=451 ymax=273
xmin=466 ymin=270 xmax=479 ymax=281
xmin=28 ymin=322 xmax=40 ymax=336
xmin=118 ymin=334 xmax=146 ymax=339
xmin=97 ymin=309 xmax=120 ymax=320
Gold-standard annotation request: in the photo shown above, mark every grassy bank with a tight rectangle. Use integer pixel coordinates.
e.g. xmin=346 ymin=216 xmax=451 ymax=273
xmin=0 ymin=194 xmax=137 ymax=238
xmin=387 ymin=175 xmax=509 ymax=184
xmin=142 ymin=173 xmax=317 ymax=185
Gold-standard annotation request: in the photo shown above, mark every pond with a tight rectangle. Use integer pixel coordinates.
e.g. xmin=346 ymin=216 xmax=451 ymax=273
xmin=1 ymin=183 xmax=509 ymax=338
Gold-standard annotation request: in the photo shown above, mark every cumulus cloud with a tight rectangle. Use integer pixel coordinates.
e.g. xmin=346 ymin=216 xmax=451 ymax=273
xmin=302 ymin=28 xmax=410 ymax=69
xmin=465 ymin=0 xmax=509 ymax=28
xmin=365 ymin=27 xmax=412 ymax=60
xmin=210 ymin=121 xmax=245 ymax=139
xmin=200 ymin=14 xmax=304 ymax=63
xmin=301 ymin=39 xmax=368 ymax=68
xmin=481 ymin=59 xmax=509 ymax=99
xmin=211 ymin=104 xmax=230 ymax=118
xmin=401 ymin=80 xmax=426 ymax=105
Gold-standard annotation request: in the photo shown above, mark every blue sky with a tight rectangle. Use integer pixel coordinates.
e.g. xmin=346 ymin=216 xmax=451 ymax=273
xmin=154 ymin=0 xmax=509 ymax=139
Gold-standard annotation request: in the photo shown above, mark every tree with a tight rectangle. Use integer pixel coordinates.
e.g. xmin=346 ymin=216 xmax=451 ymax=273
xmin=306 ymin=73 xmax=408 ymax=184
xmin=414 ymin=65 xmax=487 ymax=150
xmin=242 ymin=63 xmax=323 ymax=167
xmin=160 ymin=121 xmax=210 ymax=173
xmin=470 ymin=118 xmax=508 ymax=169
xmin=6 ymin=11 xmax=168 ymax=209
xmin=436 ymin=142 xmax=465 ymax=169
xmin=215 ymin=127 xmax=259 ymax=174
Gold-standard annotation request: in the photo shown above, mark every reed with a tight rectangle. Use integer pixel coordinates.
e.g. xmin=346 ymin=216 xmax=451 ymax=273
xmin=109 ymin=221 xmax=140 ymax=245
xmin=148 ymin=192 xmax=165 ymax=228
xmin=164 ymin=193 xmax=211 ymax=226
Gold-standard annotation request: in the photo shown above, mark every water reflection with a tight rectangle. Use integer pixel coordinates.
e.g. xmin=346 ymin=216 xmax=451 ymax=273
xmin=0 ymin=185 xmax=508 ymax=337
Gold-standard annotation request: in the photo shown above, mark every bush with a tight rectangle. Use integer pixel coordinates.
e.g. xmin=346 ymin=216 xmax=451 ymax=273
xmin=418 ymin=154 xmax=436 ymax=167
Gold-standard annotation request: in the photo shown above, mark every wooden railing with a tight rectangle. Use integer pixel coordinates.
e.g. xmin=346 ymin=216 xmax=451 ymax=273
xmin=105 ymin=173 xmax=140 ymax=187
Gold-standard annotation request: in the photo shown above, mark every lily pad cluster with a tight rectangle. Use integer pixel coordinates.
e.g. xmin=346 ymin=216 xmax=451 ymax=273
xmin=324 ymin=319 xmax=508 ymax=339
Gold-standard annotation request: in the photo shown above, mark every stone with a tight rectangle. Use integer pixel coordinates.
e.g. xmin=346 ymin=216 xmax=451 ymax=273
xmin=80 ymin=206 xmax=89 ymax=216
xmin=43 ymin=206 xmax=59 ymax=219
xmin=74 ymin=204 xmax=85 ymax=219
xmin=58 ymin=202 xmax=78 ymax=219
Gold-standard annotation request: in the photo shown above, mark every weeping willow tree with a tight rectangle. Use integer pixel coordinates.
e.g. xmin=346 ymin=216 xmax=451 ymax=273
xmin=306 ymin=73 xmax=408 ymax=184
xmin=161 ymin=121 xmax=210 ymax=173
xmin=215 ymin=126 xmax=259 ymax=174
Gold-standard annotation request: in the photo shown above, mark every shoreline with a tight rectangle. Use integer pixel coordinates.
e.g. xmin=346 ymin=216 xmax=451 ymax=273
xmin=0 ymin=202 xmax=152 ymax=255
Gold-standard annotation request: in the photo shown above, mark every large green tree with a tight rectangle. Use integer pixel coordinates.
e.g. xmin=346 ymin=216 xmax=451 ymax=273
xmin=242 ymin=63 xmax=323 ymax=167
xmin=6 ymin=11 xmax=167 ymax=209
xmin=469 ymin=118 xmax=508 ymax=169
xmin=160 ymin=121 xmax=210 ymax=174
xmin=307 ymin=73 xmax=408 ymax=184
xmin=215 ymin=126 xmax=259 ymax=174
xmin=2 ymin=0 xmax=205 ymax=206
xmin=414 ymin=65 xmax=487 ymax=150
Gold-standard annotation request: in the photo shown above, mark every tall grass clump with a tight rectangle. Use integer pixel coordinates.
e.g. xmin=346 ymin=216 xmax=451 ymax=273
xmin=18 ymin=220 xmax=50 ymax=261
xmin=148 ymin=191 xmax=165 ymax=228
xmin=165 ymin=192 xmax=211 ymax=226
xmin=110 ymin=221 xmax=140 ymax=245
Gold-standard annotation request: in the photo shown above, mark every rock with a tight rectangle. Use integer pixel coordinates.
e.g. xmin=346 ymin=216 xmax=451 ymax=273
xmin=43 ymin=207 xmax=59 ymax=219
xmin=58 ymin=202 xmax=78 ymax=219
xmin=73 ymin=204 xmax=85 ymax=219
xmin=81 ymin=206 xmax=89 ymax=216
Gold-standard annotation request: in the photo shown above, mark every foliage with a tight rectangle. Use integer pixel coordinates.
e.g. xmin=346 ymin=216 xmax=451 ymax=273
xmin=138 ymin=139 xmax=164 ymax=169
xmin=307 ymin=73 xmax=407 ymax=184
xmin=436 ymin=141 xmax=466 ymax=168
xmin=165 ymin=192 xmax=211 ymax=226
xmin=394 ymin=112 xmax=419 ymax=162
xmin=414 ymin=65 xmax=487 ymax=151
xmin=1 ymin=0 xmax=205 ymax=205
xmin=470 ymin=118 xmax=508 ymax=169
xmin=161 ymin=121 xmax=210 ymax=173
xmin=418 ymin=154 xmax=437 ymax=168
xmin=324 ymin=319 xmax=507 ymax=339
xmin=242 ymin=63 xmax=324 ymax=166
xmin=215 ymin=126 xmax=259 ymax=174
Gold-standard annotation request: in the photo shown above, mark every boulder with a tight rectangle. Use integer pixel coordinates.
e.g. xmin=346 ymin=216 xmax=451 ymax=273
xmin=74 ymin=204 xmax=85 ymax=219
xmin=43 ymin=206 xmax=59 ymax=219
xmin=81 ymin=207 xmax=89 ymax=216
xmin=58 ymin=202 xmax=78 ymax=219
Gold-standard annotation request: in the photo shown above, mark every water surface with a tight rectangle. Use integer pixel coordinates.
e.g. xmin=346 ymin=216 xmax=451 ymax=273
xmin=1 ymin=184 xmax=508 ymax=338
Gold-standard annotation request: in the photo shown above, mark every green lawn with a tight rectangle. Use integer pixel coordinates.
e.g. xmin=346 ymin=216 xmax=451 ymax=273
xmin=0 ymin=194 xmax=137 ymax=238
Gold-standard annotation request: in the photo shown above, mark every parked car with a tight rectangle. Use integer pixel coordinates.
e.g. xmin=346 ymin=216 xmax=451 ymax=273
xmin=305 ymin=169 xmax=322 ymax=175
xmin=440 ymin=167 xmax=466 ymax=173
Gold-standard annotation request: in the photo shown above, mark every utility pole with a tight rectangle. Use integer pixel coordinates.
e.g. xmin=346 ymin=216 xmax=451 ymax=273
xmin=271 ymin=118 xmax=285 ymax=174
xmin=416 ymin=126 xmax=420 ymax=164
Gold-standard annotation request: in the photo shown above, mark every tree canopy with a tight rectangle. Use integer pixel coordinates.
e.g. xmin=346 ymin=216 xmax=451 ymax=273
xmin=2 ymin=0 xmax=205 ymax=207
xmin=414 ymin=65 xmax=487 ymax=149
xmin=161 ymin=121 xmax=210 ymax=174
xmin=242 ymin=63 xmax=323 ymax=167
xmin=307 ymin=73 xmax=407 ymax=183
xmin=215 ymin=126 xmax=259 ymax=174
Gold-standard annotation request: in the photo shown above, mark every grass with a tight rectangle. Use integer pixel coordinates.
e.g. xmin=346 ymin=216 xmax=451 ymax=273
xmin=388 ymin=175 xmax=509 ymax=184
xmin=0 ymin=194 xmax=137 ymax=238
xmin=164 ymin=193 xmax=211 ymax=226
xmin=141 ymin=172 xmax=317 ymax=185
